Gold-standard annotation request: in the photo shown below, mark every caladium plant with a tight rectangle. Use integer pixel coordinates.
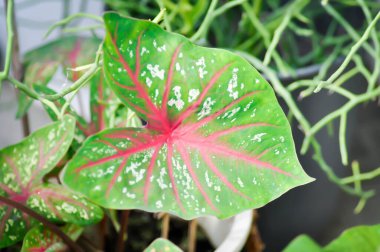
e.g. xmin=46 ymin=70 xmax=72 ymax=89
xmin=62 ymin=13 xmax=313 ymax=220
xmin=0 ymin=115 xmax=103 ymax=248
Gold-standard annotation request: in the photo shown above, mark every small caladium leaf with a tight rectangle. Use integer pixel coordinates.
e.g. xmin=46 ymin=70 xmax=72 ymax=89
xmin=0 ymin=115 xmax=75 ymax=247
xmin=144 ymin=238 xmax=182 ymax=252
xmin=62 ymin=13 xmax=313 ymax=220
xmin=17 ymin=36 xmax=101 ymax=118
xmin=27 ymin=184 xmax=103 ymax=225
xmin=21 ymin=224 xmax=83 ymax=252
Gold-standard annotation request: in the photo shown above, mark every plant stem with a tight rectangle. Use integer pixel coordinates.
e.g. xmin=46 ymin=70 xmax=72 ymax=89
xmin=0 ymin=0 xmax=14 ymax=84
xmin=246 ymin=210 xmax=264 ymax=252
xmin=161 ymin=213 xmax=170 ymax=239
xmin=316 ymin=10 xmax=380 ymax=90
xmin=44 ymin=12 xmax=103 ymax=38
xmin=152 ymin=8 xmax=166 ymax=24
xmin=301 ymin=86 xmax=380 ymax=153
xmin=0 ymin=195 xmax=83 ymax=252
xmin=339 ymin=113 xmax=348 ymax=165
xmin=341 ymin=167 xmax=380 ymax=184
xmin=5 ymin=0 xmax=31 ymax=137
xmin=116 ymin=210 xmax=130 ymax=252
xmin=190 ymin=0 xmax=218 ymax=42
xmin=188 ymin=219 xmax=197 ymax=252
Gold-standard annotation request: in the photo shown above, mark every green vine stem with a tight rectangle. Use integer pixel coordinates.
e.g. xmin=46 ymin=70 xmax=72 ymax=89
xmin=190 ymin=0 xmax=218 ymax=42
xmin=44 ymin=12 xmax=104 ymax=38
xmin=0 ymin=0 xmax=14 ymax=85
xmin=0 ymin=195 xmax=83 ymax=252
xmin=152 ymin=8 xmax=166 ymax=23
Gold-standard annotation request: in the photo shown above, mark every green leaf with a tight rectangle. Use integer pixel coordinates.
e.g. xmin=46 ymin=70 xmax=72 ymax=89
xmin=0 ymin=115 xmax=75 ymax=247
xmin=17 ymin=36 xmax=101 ymax=118
xmin=21 ymin=224 xmax=83 ymax=252
xmin=284 ymin=225 xmax=380 ymax=252
xmin=27 ymin=184 xmax=103 ymax=225
xmin=325 ymin=225 xmax=380 ymax=252
xmin=283 ymin=235 xmax=322 ymax=252
xmin=144 ymin=238 xmax=183 ymax=252
xmin=62 ymin=13 xmax=313 ymax=220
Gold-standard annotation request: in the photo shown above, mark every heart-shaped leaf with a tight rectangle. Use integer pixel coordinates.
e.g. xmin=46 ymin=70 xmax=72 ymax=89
xmin=144 ymin=238 xmax=182 ymax=252
xmin=17 ymin=36 xmax=101 ymax=118
xmin=0 ymin=116 xmax=102 ymax=248
xmin=21 ymin=224 xmax=83 ymax=252
xmin=62 ymin=13 xmax=313 ymax=219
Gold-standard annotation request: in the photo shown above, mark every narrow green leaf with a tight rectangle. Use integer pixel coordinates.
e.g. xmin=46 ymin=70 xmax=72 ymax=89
xmin=21 ymin=224 xmax=83 ymax=252
xmin=63 ymin=13 xmax=313 ymax=220
xmin=144 ymin=238 xmax=183 ymax=252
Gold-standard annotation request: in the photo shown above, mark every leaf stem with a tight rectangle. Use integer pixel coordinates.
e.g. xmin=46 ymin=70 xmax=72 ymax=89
xmin=0 ymin=195 xmax=83 ymax=252
xmin=152 ymin=8 xmax=166 ymax=24
xmin=116 ymin=210 xmax=130 ymax=252
xmin=188 ymin=219 xmax=197 ymax=252
xmin=190 ymin=0 xmax=218 ymax=42
xmin=161 ymin=213 xmax=170 ymax=239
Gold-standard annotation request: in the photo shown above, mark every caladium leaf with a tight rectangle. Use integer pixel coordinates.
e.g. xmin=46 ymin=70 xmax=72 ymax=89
xmin=17 ymin=36 xmax=101 ymax=118
xmin=62 ymin=13 xmax=313 ymax=220
xmin=144 ymin=238 xmax=182 ymax=252
xmin=21 ymin=224 xmax=83 ymax=252
xmin=0 ymin=115 xmax=75 ymax=247
xmin=27 ymin=184 xmax=103 ymax=225
xmin=0 ymin=116 xmax=102 ymax=247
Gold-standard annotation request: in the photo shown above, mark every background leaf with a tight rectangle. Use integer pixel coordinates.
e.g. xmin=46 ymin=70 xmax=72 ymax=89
xmin=17 ymin=36 xmax=101 ymax=118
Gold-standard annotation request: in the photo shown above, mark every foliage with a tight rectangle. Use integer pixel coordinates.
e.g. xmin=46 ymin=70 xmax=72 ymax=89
xmin=0 ymin=115 xmax=102 ymax=247
xmin=0 ymin=0 xmax=379 ymax=250
xmin=61 ymin=13 xmax=312 ymax=219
